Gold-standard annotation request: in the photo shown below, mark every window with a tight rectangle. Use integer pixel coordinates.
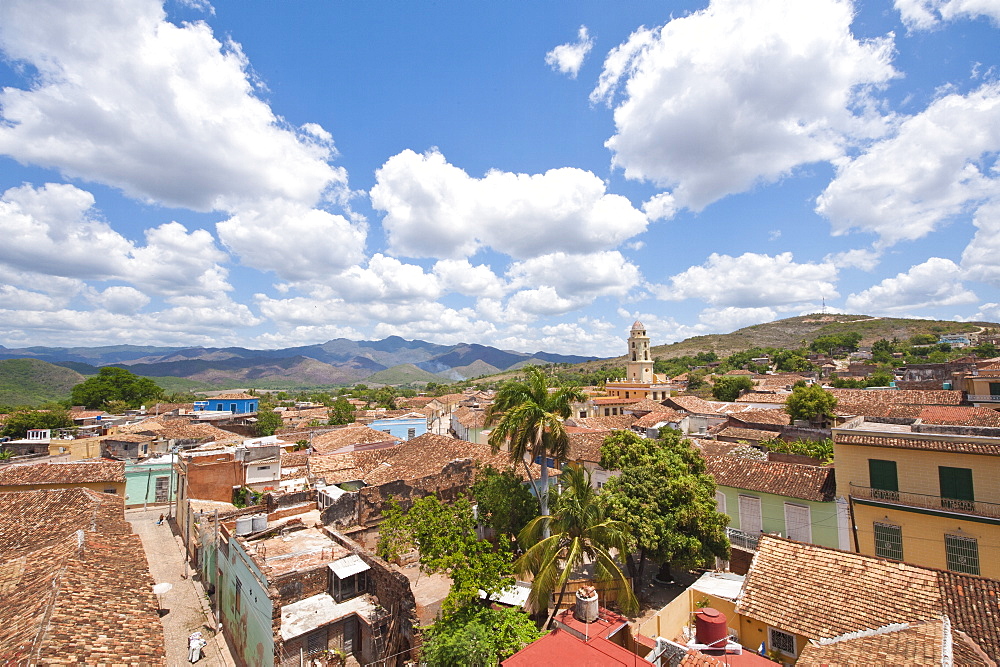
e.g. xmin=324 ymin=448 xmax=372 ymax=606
xmin=407 ymin=428 xmax=416 ymax=439
xmin=234 ymin=577 xmax=242 ymax=613
xmin=868 ymin=459 xmax=898 ymax=500
xmin=256 ymin=465 xmax=271 ymax=471
xmin=768 ymin=627 xmax=796 ymax=656
xmin=873 ymin=522 xmax=903 ymax=560
xmin=103 ymin=488 xmax=117 ymax=494
xmin=305 ymin=628 xmax=327 ymax=656
xmin=738 ymin=495 xmax=762 ymax=535
xmin=945 ymin=534 xmax=980 ymax=575
xmin=715 ymin=490 xmax=727 ymax=515
xmin=783 ymin=503 xmax=812 ymax=543
xmin=939 ymin=467 xmax=974 ymax=511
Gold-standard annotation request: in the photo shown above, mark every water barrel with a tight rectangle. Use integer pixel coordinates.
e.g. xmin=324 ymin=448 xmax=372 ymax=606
xmin=234 ymin=516 xmax=253 ymax=536
xmin=694 ymin=607 xmax=728 ymax=650
xmin=251 ymin=514 xmax=268 ymax=533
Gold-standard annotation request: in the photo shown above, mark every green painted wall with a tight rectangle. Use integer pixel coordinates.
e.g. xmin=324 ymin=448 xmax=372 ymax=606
xmin=124 ymin=461 xmax=175 ymax=507
xmin=217 ymin=534 xmax=275 ymax=667
xmin=717 ymin=485 xmax=842 ymax=549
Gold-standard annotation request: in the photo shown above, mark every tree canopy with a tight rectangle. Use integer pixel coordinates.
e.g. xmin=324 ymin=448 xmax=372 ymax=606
xmin=784 ymin=384 xmax=838 ymax=424
xmin=1 ymin=406 xmax=74 ymax=438
xmin=327 ymin=397 xmax=355 ymax=425
xmin=69 ymin=367 xmax=163 ymax=409
xmin=471 ymin=465 xmax=539 ymax=540
xmin=710 ymin=375 xmax=754 ymax=401
xmin=254 ymin=408 xmax=282 ymax=436
xmin=600 ymin=430 xmax=730 ymax=582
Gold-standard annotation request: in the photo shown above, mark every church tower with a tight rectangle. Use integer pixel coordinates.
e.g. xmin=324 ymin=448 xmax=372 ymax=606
xmin=626 ymin=321 xmax=653 ymax=383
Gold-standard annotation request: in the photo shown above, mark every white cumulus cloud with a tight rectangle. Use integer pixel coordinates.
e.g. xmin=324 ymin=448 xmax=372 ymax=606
xmin=370 ymin=149 xmax=648 ymax=259
xmin=545 ymin=25 xmax=594 ymax=79
xmin=895 ymin=0 xmax=1000 ymax=30
xmin=961 ymin=200 xmax=1000 ymax=285
xmin=653 ymin=252 xmax=839 ymax=307
xmin=591 ymin=0 xmax=897 ymax=211
xmin=817 ymin=83 xmax=1000 ymax=246
xmin=845 ymin=257 xmax=979 ymax=313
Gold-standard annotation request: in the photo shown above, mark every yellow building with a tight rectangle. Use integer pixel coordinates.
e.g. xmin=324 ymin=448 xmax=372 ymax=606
xmin=603 ymin=321 xmax=673 ymax=403
xmin=833 ymin=417 xmax=1000 ymax=579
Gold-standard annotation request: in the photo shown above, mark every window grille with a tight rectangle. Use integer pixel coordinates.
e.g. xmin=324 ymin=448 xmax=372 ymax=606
xmin=873 ymin=523 xmax=903 ymax=560
xmin=769 ymin=627 xmax=795 ymax=656
xmin=945 ymin=534 xmax=980 ymax=575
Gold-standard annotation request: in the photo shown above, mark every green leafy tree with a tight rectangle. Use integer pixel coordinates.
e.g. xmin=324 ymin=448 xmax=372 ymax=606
xmin=760 ymin=437 xmax=834 ymax=464
xmin=600 ymin=430 xmax=729 ymax=584
xmin=484 ymin=367 xmax=586 ymax=530
xmin=711 ymin=375 xmax=754 ymax=402
xmin=103 ymin=399 xmax=130 ymax=415
xmin=327 ymin=397 xmax=356 ymax=425
xmin=785 ymin=384 xmax=838 ymax=425
xmin=419 ymin=605 xmax=541 ymax=667
xmin=70 ymin=367 xmax=163 ymax=409
xmin=865 ymin=370 xmax=894 ymax=388
xmin=871 ymin=338 xmax=895 ymax=364
xmin=972 ymin=341 xmax=998 ymax=358
xmin=1 ymin=407 xmax=74 ymax=438
xmin=516 ymin=464 xmax=637 ymax=626
xmin=471 ymin=465 xmax=540 ymax=540
xmin=255 ymin=408 xmax=283 ymax=436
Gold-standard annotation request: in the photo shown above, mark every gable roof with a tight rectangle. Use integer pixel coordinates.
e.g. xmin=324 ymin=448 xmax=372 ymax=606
xmin=633 ymin=409 xmax=685 ymax=429
xmin=0 ymin=489 xmax=165 ymax=663
xmin=664 ymin=395 xmax=720 ymax=414
xmin=705 ymin=456 xmax=835 ymax=502
xmin=568 ymin=415 xmax=637 ymax=430
xmin=310 ymin=425 xmax=401 ymax=454
xmin=728 ymin=408 xmax=790 ymax=426
xmin=0 ymin=460 xmax=125 ymax=487
xmin=625 ymin=398 xmax=670 ymax=413
xmin=737 ymin=536 xmax=1000 ymax=662
xmin=795 ymin=618 xmax=954 ymax=666
xmin=833 ymin=431 xmax=1000 ymax=457
xmin=566 ymin=430 xmax=610 ymax=463
xmin=828 ymin=388 xmax=964 ymax=406
xmin=502 ymin=628 xmax=654 ymax=667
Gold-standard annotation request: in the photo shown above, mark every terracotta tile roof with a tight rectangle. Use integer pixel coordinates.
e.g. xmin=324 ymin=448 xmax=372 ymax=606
xmin=310 ymin=425 xmax=401 ymax=454
xmin=714 ymin=426 xmax=779 ymax=443
xmin=625 ymin=398 xmax=670 ymax=413
xmin=737 ymin=536 xmax=1000 ymax=662
xmin=918 ymin=406 xmax=1000 ymax=427
xmin=736 ymin=536 xmax=942 ymax=640
xmin=310 ymin=433 xmax=538 ymax=486
xmin=705 ymin=456 xmax=835 ymax=502
xmin=828 ymin=388 xmax=964 ymax=406
xmin=735 ymin=392 xmax=789 ymax=404
xmin=938 ymin=571 xmax=1000 ymax=660
xmin=157 ymin=421 xmax=242 ymax=443
xmin=428 ymin=393 xmax=465 ymax=407
xmin=694 ymin=441 xmax=740 ymax=457
xmin=729 ymin=408 xmax=790 ymax=426
xmin=105 ymin=432 xmax=157 ymax=443
xmin=452 ymin=406 xmax=487 ymax=428
xmin=833 ymin=432 xmax=1000 ymax=456
xmin=633 ymin=409 xmax=685 ymax=429
xmin=69 ymin=409 xmax=109 ymax=420
xmin=116 ymin=414 xmax=169 ymax=432
xmin=569 ymin=415 xmax=637 ymax=430
xmin=0 ymin=460 xmax=125 ymax=487
xmin=833 ymin=401 xmax=922 ymax=418
xmin=0 ymin=489 xmax=165 ymax=663
xmin=796 ymin=618 xmax=952 ymax=666
xmin=213 ymin=392 xmax=256 ymax=399
xmin=396 ymin=396 xmax=436 ymax=408
xmin=665 ymin=396 xmax=720 ymax=414
xmin=567 ymin=430 xmax=611 ymax=463
xmin=281 ymin=450 xmax=310 ymax=468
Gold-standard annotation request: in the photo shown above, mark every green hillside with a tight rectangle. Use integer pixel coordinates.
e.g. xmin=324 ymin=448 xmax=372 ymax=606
xmin=0 ymin=358 xmax=85 ymax=407
xmin=364 ymin=364 xmax=446 ymax=385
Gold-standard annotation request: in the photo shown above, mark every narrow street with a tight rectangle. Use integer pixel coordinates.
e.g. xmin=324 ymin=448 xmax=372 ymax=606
xmin=127 ymin=506 xmax=236 ymax=666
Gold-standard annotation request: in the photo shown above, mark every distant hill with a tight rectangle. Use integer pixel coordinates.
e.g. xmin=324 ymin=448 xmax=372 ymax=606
xmin=0 ymin=358 xmax=85 ymax=407
xmin=0 ymin=337 xmax=596 ymax=388
xmin=572 ymin=314 xmax=993 ymax=372
xmin=365 ymin=364 xmax=447 ymax=385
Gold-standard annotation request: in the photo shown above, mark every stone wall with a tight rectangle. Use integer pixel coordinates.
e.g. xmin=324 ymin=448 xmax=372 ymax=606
xmin=356 ymin=459 xmax=476 ymax=527
xmin=320 ymin=491 xmax=359 ymax=528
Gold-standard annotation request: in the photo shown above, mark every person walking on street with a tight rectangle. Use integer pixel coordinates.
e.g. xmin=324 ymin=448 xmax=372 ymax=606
xmin=157 ymin=513 xmax=165 ymax=525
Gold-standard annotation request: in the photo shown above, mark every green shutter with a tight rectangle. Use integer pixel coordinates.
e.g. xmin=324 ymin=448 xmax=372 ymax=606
xmin=869 ymin=459 xmax=898 ymax=492
xmin=939 ymin=467 xmax=974 ymax=511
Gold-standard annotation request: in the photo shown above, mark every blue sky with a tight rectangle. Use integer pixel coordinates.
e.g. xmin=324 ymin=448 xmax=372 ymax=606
xmin=0 ymin=0 xmax=998 ymax=357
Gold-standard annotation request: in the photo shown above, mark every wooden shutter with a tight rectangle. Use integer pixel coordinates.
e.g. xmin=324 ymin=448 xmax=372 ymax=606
xmin=868 ymin=459 xmax=898 ymax=492
xmin=939 ymin=467 xmax=974 ymax=501
xmin=738 ymin=495 xmax=762 ymax=535
xmin=783 ymin=503 xmax=812 ymax=543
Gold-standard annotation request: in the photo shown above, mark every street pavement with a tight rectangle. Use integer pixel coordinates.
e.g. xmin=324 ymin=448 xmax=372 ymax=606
xmin=127 ymin=506 xmax=236 ymax=666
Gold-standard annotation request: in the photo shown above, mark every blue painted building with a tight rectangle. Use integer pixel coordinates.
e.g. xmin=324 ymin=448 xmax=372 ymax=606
xmin=197 ymin=393 xmax=259 ymax=414
xmin=368 ymin=412 xmax=428 ymax=441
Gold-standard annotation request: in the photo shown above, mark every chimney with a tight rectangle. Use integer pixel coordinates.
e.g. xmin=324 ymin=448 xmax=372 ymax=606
xmin=574 ymin=586 xmax=599 ymax=624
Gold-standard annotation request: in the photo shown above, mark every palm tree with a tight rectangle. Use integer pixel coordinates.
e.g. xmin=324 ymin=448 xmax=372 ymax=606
xmin=516 ymin=464 xmax=638 ymax=627
xmin=484 ymin=366 xmax=585 ymax=523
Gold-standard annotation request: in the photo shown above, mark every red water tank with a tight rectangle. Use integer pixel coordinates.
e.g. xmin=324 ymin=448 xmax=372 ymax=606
xmin=694 ymin=607 xmax=728 ymax=650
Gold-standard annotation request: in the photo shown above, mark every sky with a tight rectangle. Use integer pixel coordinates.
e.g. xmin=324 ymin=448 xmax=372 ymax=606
xmin=0 ymin=0 xmax=998 ymax=357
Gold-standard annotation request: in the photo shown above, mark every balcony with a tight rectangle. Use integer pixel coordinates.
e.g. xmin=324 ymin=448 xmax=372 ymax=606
xmin=850 ymin=483 xmax=1000 ymax=520
xmin=967 ymin=395 xmax=1000 ymax=403
xmin=727 ymin=526 xmax=760 ymax=552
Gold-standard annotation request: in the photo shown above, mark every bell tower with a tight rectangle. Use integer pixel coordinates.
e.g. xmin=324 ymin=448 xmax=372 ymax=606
xmin=626 ymin=321 xmax=653 ymax=383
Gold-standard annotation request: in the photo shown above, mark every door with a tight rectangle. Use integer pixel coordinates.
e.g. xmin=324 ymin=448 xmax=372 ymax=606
xmin=738 ymin=495 xmax=762 ymax=535
xmin=868 ymin=459 xmax=898 ymax=500
xmin=783 ymin=503 xmax=812 ymax=543
xmin=343 ymin=616 xmax=356 ymax=654
xmin=154 ymin=476 xmax=169 ymax=502
xmin=939 ymin=467 xmax=974 ymax=511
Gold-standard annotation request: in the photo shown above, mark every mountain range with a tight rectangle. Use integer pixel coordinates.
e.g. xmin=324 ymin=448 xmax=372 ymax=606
xmin=0 ymin=337 xmax=596 ymax=388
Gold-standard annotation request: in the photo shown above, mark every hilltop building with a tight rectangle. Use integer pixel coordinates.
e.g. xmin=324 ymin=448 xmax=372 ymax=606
xmin=602 ymin=321 xmax=673 ymax=404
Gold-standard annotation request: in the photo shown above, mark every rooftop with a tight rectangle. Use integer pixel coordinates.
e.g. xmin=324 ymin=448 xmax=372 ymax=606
xmin=0 ymin=460 xmax=125 ymax=486
xmin=280 ymin=592 xmax=376 ymax=641
xmin=833 ymin=420 xmax=1000 ymax=456
xmin=502 ymin=628 xmax=654 ymax=667
xmin=311 ymin=425 xmax=401 ymax=454
xmin=705 ymin=456 xmax=835 ymax=502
